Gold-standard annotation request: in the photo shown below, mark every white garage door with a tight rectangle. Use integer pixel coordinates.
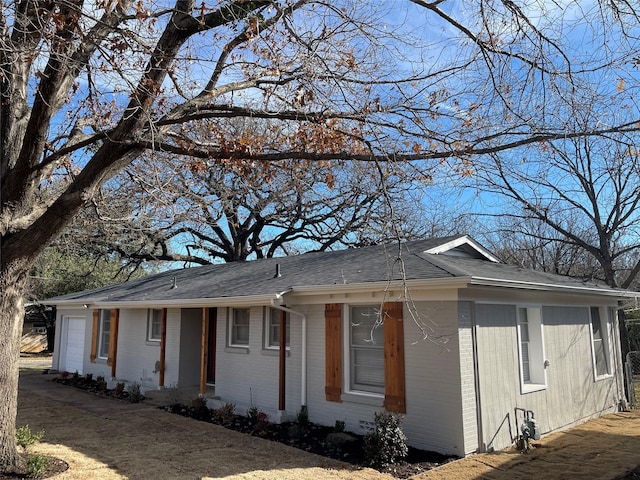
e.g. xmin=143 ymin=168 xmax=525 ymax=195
xmin=63 ymin=317 xmax=86 ymax=375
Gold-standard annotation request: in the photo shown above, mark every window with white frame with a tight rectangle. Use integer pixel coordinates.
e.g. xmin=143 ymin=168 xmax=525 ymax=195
xmin=147 ymin=309 xmax=162 ymax=342
xmin=348 ymin=305 xmax=384 ymax=394
xmin=265 ymin=307 xmax=289 ymax=349
xmin=590 ymin=306 xmax=611 ymax=378
xmin=98 ymin=310 xmax=111 ymax=359
xmin=517 ymin=306 xmax=546 ymax=392
xmin=229 ymin=308 xmax=250 ymax=347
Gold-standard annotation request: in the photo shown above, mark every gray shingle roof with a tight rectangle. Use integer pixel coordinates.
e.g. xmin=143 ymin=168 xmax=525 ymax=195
xmin=47 ymin=236 xmax=625 ymax=305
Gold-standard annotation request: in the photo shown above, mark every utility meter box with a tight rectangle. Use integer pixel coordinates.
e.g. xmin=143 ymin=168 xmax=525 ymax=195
xmin=528 ymin=418 xmax=541 ymax=440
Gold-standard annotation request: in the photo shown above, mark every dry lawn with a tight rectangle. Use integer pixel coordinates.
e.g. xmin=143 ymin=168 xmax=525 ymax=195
xmin=16 ymin=360 xmax=640 ymax=480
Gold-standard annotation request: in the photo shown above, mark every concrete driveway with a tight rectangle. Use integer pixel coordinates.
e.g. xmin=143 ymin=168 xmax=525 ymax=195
xmin=16 ymin=362 xmax=640 ymax=480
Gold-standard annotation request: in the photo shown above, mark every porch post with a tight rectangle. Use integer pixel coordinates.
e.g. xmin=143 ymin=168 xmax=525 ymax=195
xmin=159 ymin=308 xmax=167 ymax=387
xmin=279 ymin=309 xmax=286 ymax=411
xmin=108 ymin=309 xmax=120 ymax=378
xmin=200 ymin=308 xmax=209 ymax=396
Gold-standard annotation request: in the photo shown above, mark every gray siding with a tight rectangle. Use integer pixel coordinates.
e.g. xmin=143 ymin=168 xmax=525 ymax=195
xmin=475 ymin=303 xmax=622 ymax=452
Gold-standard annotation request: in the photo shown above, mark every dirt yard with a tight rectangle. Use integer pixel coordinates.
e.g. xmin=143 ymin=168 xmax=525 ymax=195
xmin=14 ymin=359 xmax=640 ymax=480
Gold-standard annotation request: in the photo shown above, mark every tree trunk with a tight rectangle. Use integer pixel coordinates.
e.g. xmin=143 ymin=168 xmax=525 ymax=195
xmin=0 ymin=259 xmax=28 ymax=474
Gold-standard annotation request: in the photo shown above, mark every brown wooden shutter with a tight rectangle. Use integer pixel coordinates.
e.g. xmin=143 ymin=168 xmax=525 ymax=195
xmin=107 ymin=309 xmax=119 ymax=378
xmin=325 ymin=303 xmax=342 ymax=402
xmin=90 ymin=309 xmax=99 ymax=363
xmin=383 ymin=302 xmax=406 ymax=413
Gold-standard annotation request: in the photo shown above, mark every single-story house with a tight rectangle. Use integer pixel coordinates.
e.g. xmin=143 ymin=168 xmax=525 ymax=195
xmin=48 ymin=235 xmax=636 ymax=456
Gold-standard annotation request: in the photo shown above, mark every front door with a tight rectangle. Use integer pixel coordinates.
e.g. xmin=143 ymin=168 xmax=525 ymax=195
xmin=206 ymin=307 xmax=217 ymax=384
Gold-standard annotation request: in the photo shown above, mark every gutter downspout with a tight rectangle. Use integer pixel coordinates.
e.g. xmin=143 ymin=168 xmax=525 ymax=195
xmin=271 ymin=292 xmax=307 ymax=408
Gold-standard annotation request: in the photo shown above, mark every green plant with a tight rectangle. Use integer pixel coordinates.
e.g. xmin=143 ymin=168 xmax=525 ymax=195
xmin=15 ymin=425 xmax=44 ymax=451
xmin=296 ymin=406 xmax=309 ymax=427
xmin=252 ymin=411 xmax=270 ymax=435
xmin=334 ymin=420 xmax=346 ymax=433
xmin=96 ymin=375 xmax=107 ymax=391
xmin=114 ymin=382 xmax=125 ymax=397
xmin=246 ymin=406 xmax=269 ymax=434
xmin=26 ymin=453 xmax=50 ymax=478
xmin=84 ymin=373 xmax=93 ymax=383
xmin=212 ymin=403 xmax=236 ymax=426
xmin=363 ymin=411 xmax=408 ymax=468
xmin=246 ymin=406 xmax=259 ymax=425
xmin=127 ymin=382 xmax=143 ymax=403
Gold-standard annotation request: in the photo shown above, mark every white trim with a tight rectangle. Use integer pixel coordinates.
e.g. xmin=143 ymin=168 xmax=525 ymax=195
xmin=52 ymin=293 xmax=284 ymax=309
xmin=469 ymin=277 xmax=634 ymax=297
xmin=227 ymin=307 xmax=250 ymax=348
xmin=343 ymin=303 xmax=385 ymax=396
xmin=589 ymin=306 xmax=613 ymax=381
xmin=424 ymin=235 xmax=501 ymax=262
xmin=516 ymin=306 xmax=547 ymax=394
xmin=263 ymin=306 xmax=290 ymax=350
xmin=146 ymin=309 xmax=162 ymax=342
xmin=97 ymin=310 xmax=110 ymax=360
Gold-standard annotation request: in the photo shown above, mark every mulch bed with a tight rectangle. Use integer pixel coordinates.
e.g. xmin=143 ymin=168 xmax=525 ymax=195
xmin=164 ymin=402 xmax=456 ymax=479
xmin=52 ymin=372 xmax=144 ymax=403
xmin=617 ymin=466 xmax=640 ymax=479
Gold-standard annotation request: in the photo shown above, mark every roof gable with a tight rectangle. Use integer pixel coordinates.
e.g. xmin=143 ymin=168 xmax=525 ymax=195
xmin=423 ymin=235 xmax=500 ymax=262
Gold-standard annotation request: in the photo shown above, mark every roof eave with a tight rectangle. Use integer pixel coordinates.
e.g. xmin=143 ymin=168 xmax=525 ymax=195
xmin=290 ymin=277 xmax=470 ymax=295
xmin=469 ymin=276 xmax=635 ymax=298
xmin=51 ymin=294 xmax=282 ymax=310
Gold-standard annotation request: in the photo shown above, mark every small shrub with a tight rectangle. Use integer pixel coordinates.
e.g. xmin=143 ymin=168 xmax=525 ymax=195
xmin=191 ymin=396 xmax=212 ymax=421
xmin=212 ymin=403 xmax=236 ymax=426
xmin=334 ymin=420 xmax=346 ymax=433
xmin=113 ymin=382 xmax=126 ymax=397
xmin=252 ymin=411 xmax=270 ymax=435
xmin=16 ymin=425 xmax=44 ymax=451
xmin=59 ymin=371 xmax=70 ymax=380
xmin=363 ymin=411 xmax=408 ymax=468
xmin=26 ymin=454 xmax=49 ymax=478
xmin=71 ymin=371 xmax=80 ymax=384
xmin=296 ymin=406 xmax=309 ymax=427
xmin=246 ymin=406 xmax=269 ymax=434
xmin=84 ymin=373 xmax=93 ymax=383
xmin=246 ymin=406 xmax=260 ymax=425
xmin=96 ymin=375 xmax=107 ymax=391
xmin=127 ymin=382 xmax=143 ymax=403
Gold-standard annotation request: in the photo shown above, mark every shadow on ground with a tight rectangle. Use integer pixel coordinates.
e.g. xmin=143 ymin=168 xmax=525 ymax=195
xmin=414 ymin=410 xmax=640 ymax=480
xmin=16 ymin=363 xmax=640 ymax=480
